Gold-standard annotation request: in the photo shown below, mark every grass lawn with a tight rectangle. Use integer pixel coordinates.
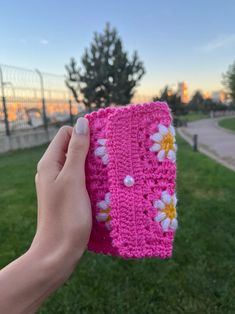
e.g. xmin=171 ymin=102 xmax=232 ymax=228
xmin=186 ymin=112 xmax=209 ymax=122
xmin=0 ymin=136 xmax=235 ymax=313
xmin=218 ymin=117 xmax=235 ymax=132
xmin=177 ymin=112 xmax=209 ymax=123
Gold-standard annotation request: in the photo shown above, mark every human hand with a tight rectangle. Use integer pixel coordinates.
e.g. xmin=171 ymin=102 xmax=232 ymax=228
xmin=31 ymin=117 xmax=92 ymax=264
xmin=0 ymin=117 xmax=92 ymax=313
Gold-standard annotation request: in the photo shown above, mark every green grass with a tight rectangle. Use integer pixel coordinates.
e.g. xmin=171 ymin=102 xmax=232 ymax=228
xmin=218 ymin=117 xmax=235 ymax=132
xmin=1 ymin=137 xmax=235 ymax=313
xmin=178 ymin=112 xmax=209 ymax=122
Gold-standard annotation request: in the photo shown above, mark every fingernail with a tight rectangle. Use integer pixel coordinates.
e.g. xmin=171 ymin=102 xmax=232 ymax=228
xmin=75 ymin=117 xmax=89 ymax=135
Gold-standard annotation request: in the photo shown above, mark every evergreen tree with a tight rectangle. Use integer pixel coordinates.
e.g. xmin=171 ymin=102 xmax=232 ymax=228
xmin=65 ymin=23 xmax=145 ymax=110
xmin=223 ymin=61 xmax=235 ymax=102
xmin=189 ymin=91 xmax=204 ymax=111
xmin=153 ymin=86 xmax=184 ymax=115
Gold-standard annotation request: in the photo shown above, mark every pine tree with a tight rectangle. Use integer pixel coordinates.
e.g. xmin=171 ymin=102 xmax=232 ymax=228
xmin=223 ymin=61 xmax=235 ymax=102
xmin=189 ymin=91 xmax=204 ymax=111
xmin=65 ymin=23 xmax=145 ymax=110
xmin=153 ymin=86 xmax=184 ymax=115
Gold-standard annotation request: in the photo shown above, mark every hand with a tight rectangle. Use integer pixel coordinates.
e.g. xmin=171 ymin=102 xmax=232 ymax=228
xmin=32 ymin=117 xmax=92 ymax=263
xmin=0 ymin=118 xmax=92 ymax=313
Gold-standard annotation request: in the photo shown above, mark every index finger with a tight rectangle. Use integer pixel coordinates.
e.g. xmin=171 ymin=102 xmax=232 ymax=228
xmin=37 ymin=126 xmax=73 ymax=179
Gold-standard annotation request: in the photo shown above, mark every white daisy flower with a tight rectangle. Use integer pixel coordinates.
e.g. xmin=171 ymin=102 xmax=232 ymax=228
xmin=96 ymin=192 xmax=111 ymax=230
xmin=150 ymin=124 xmax=177 ymax=162
xmin=153 ymin=191 xmax=178 ymax=232
xmin=94 ymin=138 xmax=109 ymax=165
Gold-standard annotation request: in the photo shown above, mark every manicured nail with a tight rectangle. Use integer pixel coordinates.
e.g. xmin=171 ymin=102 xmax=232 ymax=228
xmin=75 ymin=117 xmax=89 ymax=135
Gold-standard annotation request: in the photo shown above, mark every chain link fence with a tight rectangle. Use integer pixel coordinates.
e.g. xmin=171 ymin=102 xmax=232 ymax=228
xmin=0 ymin=64 xmax=85 ymax=136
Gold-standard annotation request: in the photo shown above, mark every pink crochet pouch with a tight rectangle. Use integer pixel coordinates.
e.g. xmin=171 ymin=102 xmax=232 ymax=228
xmin=85 ymin=102 xmax=178 ymax=259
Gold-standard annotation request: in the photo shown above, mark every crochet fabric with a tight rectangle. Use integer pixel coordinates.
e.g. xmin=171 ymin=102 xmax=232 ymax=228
xmin=85 ymin=102 xmax=177 ymax=259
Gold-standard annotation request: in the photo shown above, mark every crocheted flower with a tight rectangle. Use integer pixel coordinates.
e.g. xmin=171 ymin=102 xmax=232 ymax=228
xmin=153 ymin=191 xmax=178 ymax=232
xmin=150 ymin=124 xmax=177 ymax=162
xmin=94 ymin=138 xmax=109 ymax=165
xmin=96 ymin=192 xmax=111 ymax=230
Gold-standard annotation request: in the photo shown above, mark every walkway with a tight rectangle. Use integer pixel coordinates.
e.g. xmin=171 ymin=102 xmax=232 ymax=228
xmin=178 ymin=117 xmax=235 ymax=172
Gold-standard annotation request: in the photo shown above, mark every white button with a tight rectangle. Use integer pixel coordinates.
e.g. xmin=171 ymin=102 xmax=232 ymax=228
xmin=124 ymin=175 xmax=135 ymax=187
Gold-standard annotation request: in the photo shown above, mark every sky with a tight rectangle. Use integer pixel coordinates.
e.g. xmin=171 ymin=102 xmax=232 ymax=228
xmin=0 ymin=0 xmax=235 ymax=97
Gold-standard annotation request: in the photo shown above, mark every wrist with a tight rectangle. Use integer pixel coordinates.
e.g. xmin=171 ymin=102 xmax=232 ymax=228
xmin=0 ymin=245 xmax=80 ymax=314
xmin=29 ymin=235 xmax=84 ymax=283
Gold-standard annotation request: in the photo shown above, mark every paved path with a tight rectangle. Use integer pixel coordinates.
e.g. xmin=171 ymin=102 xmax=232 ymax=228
xmin=178 ymin=117 xmax=235 ymax=172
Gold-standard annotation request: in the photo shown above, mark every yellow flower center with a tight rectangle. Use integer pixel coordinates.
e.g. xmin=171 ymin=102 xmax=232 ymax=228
xmin=100 ymin=207 xmax=111 ymax=221
xmin=162 ymin=202 xmax=176 ymax=220
xmin=160 ymin=132 xmax=174 ymax=153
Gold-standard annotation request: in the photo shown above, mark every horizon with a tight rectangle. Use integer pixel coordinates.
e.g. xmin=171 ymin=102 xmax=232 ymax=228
xmin=1 ymin=0 xmax=235 ymax=97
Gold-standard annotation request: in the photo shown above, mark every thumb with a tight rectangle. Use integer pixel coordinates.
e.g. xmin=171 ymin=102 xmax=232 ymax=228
xmin=62 ymin=117 xmax=90 ymax=181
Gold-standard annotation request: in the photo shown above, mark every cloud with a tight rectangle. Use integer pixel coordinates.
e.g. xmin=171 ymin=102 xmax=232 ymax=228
xmin=198 ymin=34 xmax=235 ymax=52
xmin=40 ymin=39 xmax=49 ymax=45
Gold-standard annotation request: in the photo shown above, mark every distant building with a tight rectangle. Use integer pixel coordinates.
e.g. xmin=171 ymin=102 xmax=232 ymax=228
xmin=211 ymin=90 xmax=225 ymax=103
xmin=178 ymin=81 xmax=189 ymax=104
xmin=167 ymin=87 xmax=173 ymax=97
xmin=203 ymin=90 xmax=211 ymax=99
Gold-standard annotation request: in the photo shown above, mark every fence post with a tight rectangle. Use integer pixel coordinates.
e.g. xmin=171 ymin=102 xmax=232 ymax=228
xmin=69 ymin=99 xmax=73 ymax=126
xmin=193 ymin=134 xmax=198 ymax=152
xmin=0 ymin=65 xmax=10 ymax=136
xmin=35 ymin=69 xmax=48 ymax=131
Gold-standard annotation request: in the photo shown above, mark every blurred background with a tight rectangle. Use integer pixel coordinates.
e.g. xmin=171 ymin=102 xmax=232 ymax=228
xmin=0 ymin=1 xmax=235 ymax=313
